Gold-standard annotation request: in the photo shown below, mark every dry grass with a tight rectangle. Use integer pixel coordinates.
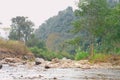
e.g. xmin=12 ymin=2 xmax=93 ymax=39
xmin=0 ymin=39 xmax=34 ymax=60
xmin=89 ymin=53 xmax=120 ymax=65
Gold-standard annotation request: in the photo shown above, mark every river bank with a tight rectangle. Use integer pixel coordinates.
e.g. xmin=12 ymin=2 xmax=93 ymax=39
xmin=0 ymin=58 xmax=120 ymax=80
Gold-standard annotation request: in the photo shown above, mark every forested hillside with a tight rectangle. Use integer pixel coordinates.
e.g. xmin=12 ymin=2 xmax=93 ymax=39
xmin=33 ymin=0 xmax=120 ymax=61
xmin=35 ymin=7 xmax=77 ymax=52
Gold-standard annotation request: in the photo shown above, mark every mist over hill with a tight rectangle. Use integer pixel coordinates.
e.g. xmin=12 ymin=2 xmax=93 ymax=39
xmin=35 ymin=7 xmax=77 ymax=52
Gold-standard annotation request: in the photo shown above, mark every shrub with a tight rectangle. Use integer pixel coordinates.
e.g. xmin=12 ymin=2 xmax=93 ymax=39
xmin=60 ymin=51 xmax=74 ymax=59
xmin=89 ymin=53 xmax=110 ymax=63
xmin=115 ymin=48 xmax=120 ymax=55
xmin=30 ymin=47 xmax=58 ymax=60
xmin=75 ymin=48 xmax=89 ymax=60
xmin=29 ymin=46 xmax=74 ymax=60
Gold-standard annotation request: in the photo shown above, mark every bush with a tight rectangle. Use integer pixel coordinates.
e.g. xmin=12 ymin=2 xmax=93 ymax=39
xmin=89 ymin=53 xmax=110 ymax=63
xmin=59 ymin=51 xmax=74 ymax=59
xmin=115 ymin=48 xmax=120 ymax=55
xmin=75 ymin=48 xmax=89 ymax=60
xmin=29 ymin=47 xmax=59 ymax=60
xmin=29 ymin=47 xmax=74 ymax=60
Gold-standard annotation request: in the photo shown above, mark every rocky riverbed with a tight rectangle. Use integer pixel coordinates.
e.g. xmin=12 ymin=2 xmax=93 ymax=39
xmin=0 ymin=58 xmax=120 ymax=80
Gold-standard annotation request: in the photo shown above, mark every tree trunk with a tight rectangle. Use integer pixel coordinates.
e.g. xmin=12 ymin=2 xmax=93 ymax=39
xmin=90 ymin=43 xmax=94 ymax=57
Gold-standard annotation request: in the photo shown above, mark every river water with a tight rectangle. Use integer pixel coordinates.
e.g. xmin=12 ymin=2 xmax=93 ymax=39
xmin=0 ymin=64 xmax=120 ymax=80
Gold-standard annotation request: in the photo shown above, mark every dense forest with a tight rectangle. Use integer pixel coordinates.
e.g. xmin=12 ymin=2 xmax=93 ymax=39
xmin=35 ymin=0 xmax=120 ymax=58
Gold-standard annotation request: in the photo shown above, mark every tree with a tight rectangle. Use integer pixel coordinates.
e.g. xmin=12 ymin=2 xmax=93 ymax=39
xmin=104 ymin=3 xmax=120 ymax=53
xmin=9 ymin=16 xmax=34 ymax=44
xmin=73 ymin=0 xmax=110 ymax=56
xmin=26 ymin=34 xmax=46 ymax=50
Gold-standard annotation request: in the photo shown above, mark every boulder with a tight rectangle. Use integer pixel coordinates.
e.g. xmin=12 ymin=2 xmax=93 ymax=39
xmin=35 ymin=58 xmax=44 ymax=65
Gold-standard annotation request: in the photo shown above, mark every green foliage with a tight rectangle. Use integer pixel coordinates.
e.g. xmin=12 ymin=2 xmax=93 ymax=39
xmin=90 ymin=53 xmax=110 ymax=63
xmin=94 ymin=3 xmax=120 ymax=53
xmin=75 ymin=48 xmax=89 ymax=60
xmin=26 ymin=34 xmax=46 ymax=50
xmin=114 ymin=48 xmax=120 ymax=55
xmin=72 ymin=0 xmax=110 ymax=55
xmin=72 ymin=0 xmax=120 ymax=54
xmin=29 ymin=47 xmax=74 ymax=60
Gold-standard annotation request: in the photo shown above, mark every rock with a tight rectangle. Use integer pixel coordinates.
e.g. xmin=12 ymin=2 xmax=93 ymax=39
xmin=35 ymin=61 xmax=41 ymax=65
xmin=22 ymin=61 xmax=27 ymax=65
xmin=4 ymin=58 xmax=21 ymax=63
xmin=81 ymin=64 xmax=91 ymax=69
xmin=0 ymin=59 xmax=7 ymax=64
xmin=61 ymin=58 xmax=72 ymax=63
xmin=61 ymin=62 xmax=73 ymax=68
xmin=53 ymin=77 xmax=57 ymax=80
xmin=25 ymin=62 xmax=34 ymax=69
xmin=52 ymin=58 xmax=60 ymax=63
xmin=8 ymin=63 xmax=17 ymax=67
xmin=62 ymin=57 xmax=67 ymax=60
xmin=0 ymin=64 xmax=2 ymax=69
xmin=45 ymin=65 xmax=50 ymax=69
xmin=35 ymin=58 xmax=44 ymax=65
xmin=22 ymin=56 xmax=28 ymax=60
xmin=78 ymin=60 xmax=90 ymax=65
xmin=20 ymin=75 xmax=23 ymax=77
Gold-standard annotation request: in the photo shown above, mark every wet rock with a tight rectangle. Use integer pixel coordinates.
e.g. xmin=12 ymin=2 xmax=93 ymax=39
xmin=0 ymin=64 xmax=2 ymax=69
xmin=35 ymin=61 xmax=41 ymax=65
xmin=35 ymin=58 xmax=44 ymax=65
xmin=20 ymin=75 xmax=23 ymax=77
xmin=45 ymin=65 xmax=50 ymax=69
xmin=53 ymin=77 xmax=57 ymax=80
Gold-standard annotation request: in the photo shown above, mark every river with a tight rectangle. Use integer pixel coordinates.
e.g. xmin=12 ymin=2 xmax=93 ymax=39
xmin=0 ymin=64 xmax=120 ymax=80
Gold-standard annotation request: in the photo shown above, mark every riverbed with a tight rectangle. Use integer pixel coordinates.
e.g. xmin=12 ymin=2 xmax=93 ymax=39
xmin=0 ymin=64 xmax=120 ymax=80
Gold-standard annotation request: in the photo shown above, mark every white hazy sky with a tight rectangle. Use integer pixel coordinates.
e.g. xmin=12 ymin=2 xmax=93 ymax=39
xmin=0 ymin=0 xmax=78 ymax=28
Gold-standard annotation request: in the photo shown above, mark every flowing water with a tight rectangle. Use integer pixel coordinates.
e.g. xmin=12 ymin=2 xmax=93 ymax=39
xmin=0 ymin=64 xmax=120 ymax=80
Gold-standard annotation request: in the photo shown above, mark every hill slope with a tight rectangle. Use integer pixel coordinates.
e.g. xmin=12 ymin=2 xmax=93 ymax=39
xmin=35 ymin=7 xmax=77 ymax=52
